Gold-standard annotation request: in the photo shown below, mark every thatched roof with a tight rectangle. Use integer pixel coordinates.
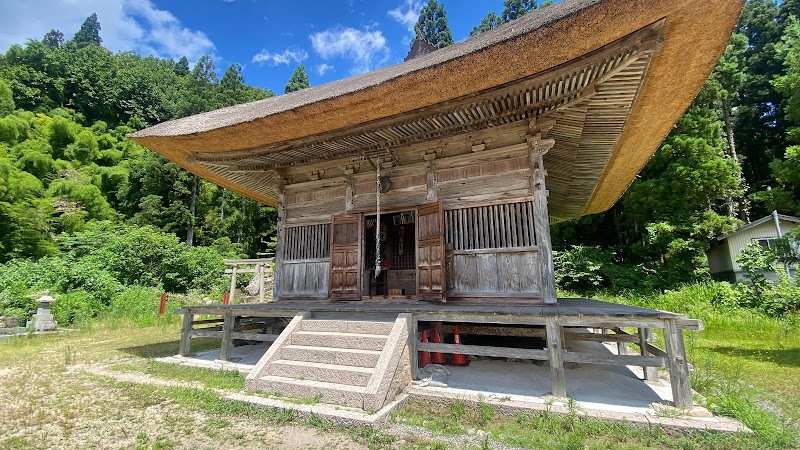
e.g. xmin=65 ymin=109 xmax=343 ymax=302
xmin=130 ymin=0 xmax=744 ymax=214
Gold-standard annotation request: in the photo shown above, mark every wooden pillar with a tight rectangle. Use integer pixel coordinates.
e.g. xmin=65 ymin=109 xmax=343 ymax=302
xmin=425 ymin=161 xmax=439 ymax=203
xmin=272 ymin=184 xmax=286 ymax=301
xmin=638 ymin=327 xmax=659 ymax=381
xmin=545 ymin=316 xmax=566 ymax=398
xmin=228 ymin=265 xmax=238 ymax=304
xmin=344 ymin=168 xmax=355 ymax=212
xmin=409 ymin=314 xmax=419 ymax=380
xmin=528 ymin=129 xmax=557 ymax=304
xmin=258 ymin=263 xmax=266 ymax=303
xmin=663 ymin=319 xmax=693 ymax=409
xmin=179 ymin=312 xmax=193 ymax=356
xmin=220 ymin=311 xmax=234 ymax=361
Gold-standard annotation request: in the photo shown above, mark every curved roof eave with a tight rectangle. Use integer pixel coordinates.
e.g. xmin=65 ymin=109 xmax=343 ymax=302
xmin=129 ymin=0 xmax=745 ymax=214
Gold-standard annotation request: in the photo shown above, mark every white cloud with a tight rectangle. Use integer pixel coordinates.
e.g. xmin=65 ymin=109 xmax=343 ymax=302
xmin=388 ymin=0 xmax=424 ymax=34
xmin=0 ymin=0 xmax=215 ymax=62
xmin=310 ymin=26 xmax=389 ymax=74
xmin=316 ymin=63 xmax=334 ymax=76
xmin=252 ymin=48 xmax=308 ymax=66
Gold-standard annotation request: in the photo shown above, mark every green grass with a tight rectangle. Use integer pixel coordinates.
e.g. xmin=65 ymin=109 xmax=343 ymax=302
xmin=111 ymin=360 xmax=246 ymax=390
xmin=392 ymin=400 xmax=776 ymax=450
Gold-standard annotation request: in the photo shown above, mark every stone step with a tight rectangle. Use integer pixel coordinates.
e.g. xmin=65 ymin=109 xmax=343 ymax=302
xmin=279 ymin=345 xmax=383 ymax=368
xmin=253 ymin=375 xmax=369 ymax=409
xmin=290 ymin=331 xmax=388 ymax=351
xmin=267 ymin=360 xmax=374 ymax=387
xmin=301 ymin=319 xmax=395 ymax=335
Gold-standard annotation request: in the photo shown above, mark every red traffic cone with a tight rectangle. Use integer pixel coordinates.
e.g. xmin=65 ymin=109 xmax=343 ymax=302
xmin=431 ymin=324 xmax=446 ymax=364
xmin=449 ymin=325 xmax=468 ymax=366
xmin=419 ymin=329 xmax=432 ymax=368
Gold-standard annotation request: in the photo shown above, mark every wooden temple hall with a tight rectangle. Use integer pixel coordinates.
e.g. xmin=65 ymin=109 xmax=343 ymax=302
xmin=132 ymin=0 xmax=744 ymax=412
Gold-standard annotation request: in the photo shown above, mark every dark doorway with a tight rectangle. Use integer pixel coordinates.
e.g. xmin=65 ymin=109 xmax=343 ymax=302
xmin=364 ymin=210 xmax=417 ymax=298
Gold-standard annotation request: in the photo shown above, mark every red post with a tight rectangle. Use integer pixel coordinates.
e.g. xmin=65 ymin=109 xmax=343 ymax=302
xmin=158 ymin=293 xmax=167 ymax=316
xmin=222 ymin=292 xmax=230 ymax=305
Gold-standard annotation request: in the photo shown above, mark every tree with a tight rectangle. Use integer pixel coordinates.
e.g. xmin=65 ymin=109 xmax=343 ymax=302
xmin=221 ymin=63 xmax=245 ymax=96
xmin=285 ymin=64 xmax=310 ymax=94
xmin=470 ymin=12 xmax=500 ymax=36
xmin=72 ymin=13 xmax=103 ymax=47
xmin=471 ymin=0 xmax=551 ymax=36
xmin=174 ymin=56 xmax=190 ymax=76
xmin=412 ymin=0 xmax=454 ymax=49
xmin=42 ymin=29 xmax=64 ymax=49
xmin=732 ymin=0 xmax=785 ymax=197
xmin=500 ymin=0 xmax=537 ymax=23
xmin=771 ymin=15 xmax=800 ymax=214
xmin=0 ymin=79 xmax=14 ymax=116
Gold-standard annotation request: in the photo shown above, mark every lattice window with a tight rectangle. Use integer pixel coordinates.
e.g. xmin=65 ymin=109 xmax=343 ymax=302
xmin=444 ymin=201 xmax=537 ymax=250
xmin=283 ymin=223 xmax=330 ymax=260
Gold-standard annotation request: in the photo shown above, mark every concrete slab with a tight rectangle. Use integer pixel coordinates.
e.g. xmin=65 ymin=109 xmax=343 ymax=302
xmin=226 ymin=392 xmax=408 ymax=426
xmin=156 ymin=343 xmax=269 ymax=373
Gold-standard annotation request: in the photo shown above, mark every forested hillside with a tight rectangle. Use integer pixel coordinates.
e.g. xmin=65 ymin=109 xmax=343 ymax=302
xmin=1 ymin=1 xmax=800 ymax=318
xmin=0 ymin=15 xmax=277 ymax=263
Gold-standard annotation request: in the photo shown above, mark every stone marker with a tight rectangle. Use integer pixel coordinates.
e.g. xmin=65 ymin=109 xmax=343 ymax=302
xmin=27 ymin=291 xmax=58 ymax=331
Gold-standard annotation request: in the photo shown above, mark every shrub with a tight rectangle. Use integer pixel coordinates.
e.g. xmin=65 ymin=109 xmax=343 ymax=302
xmin=0 ymin=289 xmax=36 ymax=321
xmin=51 ymin=290 xmax=97 ymax=326
xmin=554 ymin=245 xmax=654 ymax=293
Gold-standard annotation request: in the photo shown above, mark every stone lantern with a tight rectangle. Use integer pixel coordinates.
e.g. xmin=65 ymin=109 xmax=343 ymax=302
xmin=27 ymin=291 xmax=57 ymax=331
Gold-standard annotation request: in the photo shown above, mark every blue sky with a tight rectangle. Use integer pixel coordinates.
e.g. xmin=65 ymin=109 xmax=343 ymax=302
xmin=0 ymin=0 xmax=516 ymax=94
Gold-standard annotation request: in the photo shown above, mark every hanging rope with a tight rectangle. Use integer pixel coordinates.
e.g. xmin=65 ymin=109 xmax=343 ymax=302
xmin=375 ymin=157 xmax=382 ymax=279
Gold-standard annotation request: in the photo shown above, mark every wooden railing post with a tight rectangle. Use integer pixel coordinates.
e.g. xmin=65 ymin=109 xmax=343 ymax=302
xmin=663 ymin=319 xmax=693 ymax=409
xmin=179 ymin=312 xmax=193 ymax=356
xmin=228 ymin=265 xmax=238 ymax=304
xmin=220 ymin=311 xmax=234 ymax=361
xmin=546 ymin=316 xmax=566 ymax=398
xmin=638 ymin=327 xmax=659 ymax=381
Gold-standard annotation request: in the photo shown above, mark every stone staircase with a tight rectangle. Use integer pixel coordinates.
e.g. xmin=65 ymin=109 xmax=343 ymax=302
xmin=245 ymin=312 xmax=411 ymax=411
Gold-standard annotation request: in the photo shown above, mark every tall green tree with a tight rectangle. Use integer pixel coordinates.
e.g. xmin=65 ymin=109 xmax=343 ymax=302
xmin=412 ymin=0 xmax=454 ymax=49
xmin=174 ymin=56 xmax=190 ymax=76
xmin=42 ymin=29 xmax=64 ymax=49
xmin=470 ymin=12 xmax=500 ymax=36
xmin=284 ymin=64 xmax=310 ymax=94
xmin=500 ymin=0 xmax=537 ymax=23
xmin=770 ymin=15 xmax=800 ymax=214
xmin=72 ymin=13 xmax=103 ymax=47
xmin=471 ymin=0 xmax=552 ymax=36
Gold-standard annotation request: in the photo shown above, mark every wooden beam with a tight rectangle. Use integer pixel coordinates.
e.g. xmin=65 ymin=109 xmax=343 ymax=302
xmin=417 ymin=342 xmax=549 ymax=360
xmin=229 ymin=331 xmax=280 ymax=342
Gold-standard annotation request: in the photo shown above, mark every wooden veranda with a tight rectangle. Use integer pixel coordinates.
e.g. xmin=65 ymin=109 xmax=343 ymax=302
xmin=175 ymin=298 xmax=700 ymax=408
